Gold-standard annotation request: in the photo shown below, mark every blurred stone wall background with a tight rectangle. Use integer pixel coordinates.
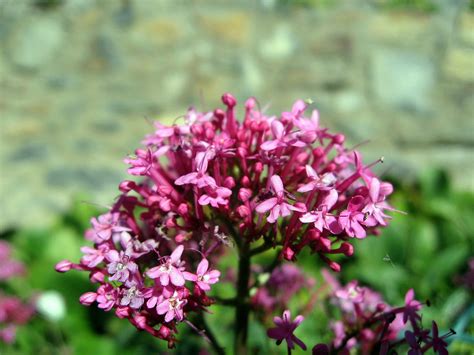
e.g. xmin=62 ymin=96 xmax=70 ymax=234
xmin=0 ymin=0 xmax=473 ymax=229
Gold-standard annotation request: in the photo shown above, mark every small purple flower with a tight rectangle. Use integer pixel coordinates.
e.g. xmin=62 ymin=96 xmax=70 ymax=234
xmin=256 ymin=175 xmax=306 ymax=223
xmin=174 ymin=171 xmax=216 ymax=188
xmin=405 ymin=330 xmax=422 ymax=355
xmin=96 ymin=284 xmax=119 ymax=311
xmin=267 ymin=309 xmax=307 ymax=351
xmin=120 ymin=282 xmax=145 ymax=309
xmin=184 ymin=258 xmax=220 ymax=291
xmin=106 ymin=249 xmax=138 ymax=283
xmin=198 ymin=186 xmax=232 ymax=207
xmin=298 ymin=165 xmax=336 ymax=193
xmin=362 ymin=177 xmax=393 ymax=226
xmin=338 ymin=195 xmax=367 ymax=238
xmin=124 ymin=148 xmax=155 ymax=176
xmin=430 ymin=321 xmax=449 ymax=355
xmin=261 ymin=120 xmax=289 ymax=151
xmin=402 ymin=289 xmax=422 ymax=326
xmin=146 ymin=245 xmax=186 ymax=287
xmin=156 ymin=287 xmax=187 ymax=323
xmin=80 ymin=244 xmax=109 ymax=268
xmin=293 ymin=109 xmax=321 ymax=144
xmin=300 ymin=189 xmax=341 ymax=234
xmin=90 ymin=212 xmax=130 ymax=242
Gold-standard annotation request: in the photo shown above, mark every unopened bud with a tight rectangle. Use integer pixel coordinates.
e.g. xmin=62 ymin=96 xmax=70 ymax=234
xmin=333 ymin=134 xmax=345 ymax=144
xmin=79 ymin=292 xmax=97 ymax=306
xmin=177 ymin=203 xmax=189 ymax=215
xmin=222 ymin=93 xmax=237 ymax=107
xmin=223 ymin=176 xmax=236 ymax=189
xmin=328 ymin=260 xmax=341 ymax=272
xmin=238 ymin=188 xmax=252 ymax=202
xmin=55 ymin=260 xmax=72 ymax=273
xmin=116 ymin=306 xmax=131 ymax=319
xmin=119 ymin=180 xmax=137 ymax=192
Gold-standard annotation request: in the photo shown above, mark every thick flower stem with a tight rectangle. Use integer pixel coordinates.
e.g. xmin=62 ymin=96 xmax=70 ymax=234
xmin=234 ymin=242 xmax=251 ymax=355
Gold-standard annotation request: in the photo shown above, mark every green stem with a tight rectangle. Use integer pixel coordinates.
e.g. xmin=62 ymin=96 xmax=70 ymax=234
xmin=201 ymin=314 xmax=225 ymax=355
xmin=234 ymin=242 xmax=251 ymax=354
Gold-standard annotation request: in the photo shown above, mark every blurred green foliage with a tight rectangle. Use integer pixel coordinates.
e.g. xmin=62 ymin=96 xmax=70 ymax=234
xmin=1 ymin=170 xmax=473 ymax=354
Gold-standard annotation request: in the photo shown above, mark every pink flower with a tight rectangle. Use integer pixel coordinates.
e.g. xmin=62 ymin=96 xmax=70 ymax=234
xmin=184 ymin=259 xmax=220 ymax=291
xmin=198 ymin=186 xmax=232 ymax=207
xmin=124 ymin=148 xmax=155 ymax=176
xmin=281 ymin=99 xmax=307 ymax=123
xmin=90 ymin=212 xmax=130 ymax=242
xmin=80 ymin=244 xmax=109 ymax=268
xmin=362 ymin=177 xmax=393 ymax=226
xmin=120 ymin=282 xmax=145 ymax=309
xmin=267 ymin=309 xmax=307 ymax=351
xmin=338 ymin=195 xmax=367 ymax=238
xmin=256 ymin=175 xmax=306 ymax=223
xmin=300 ymin=189 xmax=341 ymax=234
xmin=261 ymin=120 xmax=288 ymax=151
xmin=146 ymin=245 xmax=187 ymax=287
xmin=156 ymin=287 xmax=187 ymax=323
xmin=297 ymin=165 xmax=336 ymax=192
xmin=106 ymin=249 xmax=138 ymax=283
xmin=293 ymin=109 xmax=321 ymax=143
xmin=96 ymin=284 xmax=119 ymax=311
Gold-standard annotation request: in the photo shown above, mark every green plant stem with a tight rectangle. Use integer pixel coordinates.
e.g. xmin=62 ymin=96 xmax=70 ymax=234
xmin=200 ymin=314 xmax=225 ymax=355
xmin=234 ymin=242 xmax=251 ymax=354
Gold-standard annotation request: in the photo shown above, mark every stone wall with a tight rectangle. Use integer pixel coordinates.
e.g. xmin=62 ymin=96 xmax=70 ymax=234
xmin=1 ymin=0 xmax=473 ymax=229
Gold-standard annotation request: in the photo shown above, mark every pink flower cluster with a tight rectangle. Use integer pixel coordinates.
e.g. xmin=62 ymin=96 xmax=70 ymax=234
xmin=312 ymin=273 xmax=454 ymax=355
xmin=252 ymin=264 xmax=315 ymax=314
xmin=56 ymin=93 xmax=395 ymax=347
xmin=0 ymin=241 xmax=34 ymax=344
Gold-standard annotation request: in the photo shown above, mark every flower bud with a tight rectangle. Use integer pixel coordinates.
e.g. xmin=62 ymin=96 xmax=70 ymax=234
xmin=237 ymin=146 xmax=248 ymax=158
xmin=222 ymin=93 xmax=237 ymax=107
xmin=293 ymin=202 xmax=307 ymax=213
xmin=245 ymin=97 xmax=256 ymax=110
xmin=175 ymin=233 xmax=187 ymax=243
xmin=340 ymin=242 xmax=354 ymax=256
xmin=79 ymin=292 xmax=97 ymax=306
xmin=205 ymin=128 xmax=215 ymax=140
xmin=312 ymin=146 xmax=325 ymax=157
xmin=158 ymin=325 xmax=171 ymax=339
xmin=333 ymin=134 xmax=345 ymax=144
xmin=223 ymin=176 xmax=236 ymax=189
xmin=55 ymin=260 xmax=72 ymax=273
xmin=213 ymin=109 xmax=225 ymax=121
xmin=133 ymin=314 xmax=148 ymax=329
xmin=115 ymin=306 xmax=131 ymax=319
xmin=119 ymin=180 xmax=137 ymax=192
xmin=296 ymin=151 xmax=309 ymax=163
xmin=241 ymin=176 xmax=250 ymax=187
xmin=283 ymin=247 xmax=295 ymax=261
xmin=190 ymin=124 xmax=203 ymax=135
xmin=238 ymin=188 xmax=252 ymax=202
xmin=165 ymin=218 xmax=176 ymax=228
xmin=328 ymin=260 xmax=341 ymax=272
xmin=236 ymin=205 xmax=250 ymax=219
xmin=90 ymin=270 xmax=106 ymax=283
xmin=177 ymin=203 xmax=189 ymax=215
xmin=158 ymin=185 xmax=172 ymax=196
xmin=255 ymin=162 xmax=263 ymax=173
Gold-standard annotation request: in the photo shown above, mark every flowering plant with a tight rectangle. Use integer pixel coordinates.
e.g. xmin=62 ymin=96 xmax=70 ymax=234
xmin=0 ymin=241 xmax=35 ymax=344
xmin=56 ymin=94 xmax=452 ymax=353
